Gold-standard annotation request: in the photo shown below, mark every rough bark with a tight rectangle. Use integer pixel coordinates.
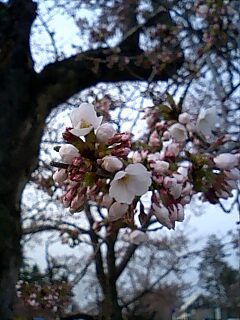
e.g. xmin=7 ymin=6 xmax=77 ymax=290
xmin=101 ymin=233 xmax=123 ymax=320
xmin=0 ymin=0 xmax=183 ymax=318
xmin=0 ymin=1 xmax=39 ymax=318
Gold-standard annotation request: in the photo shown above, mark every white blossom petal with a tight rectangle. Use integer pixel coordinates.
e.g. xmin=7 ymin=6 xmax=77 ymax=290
xmin=196 ymin=106 xmax=219 ymax=136
xmin=109 ymin=180 xmax=135 ymax=204
xmin=109 ymin=163 xmax=152 ymax=204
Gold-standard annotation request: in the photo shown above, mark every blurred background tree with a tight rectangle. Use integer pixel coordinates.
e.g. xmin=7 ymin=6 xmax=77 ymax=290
xmin=198 ymin=235 xmax=239 ymax=313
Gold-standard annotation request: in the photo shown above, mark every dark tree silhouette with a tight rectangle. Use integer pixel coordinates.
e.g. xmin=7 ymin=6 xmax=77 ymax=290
xmin=198 ymin=235 xmax=239 ymax=310
xmin=0 ymin=0 xmax=239 ymax=319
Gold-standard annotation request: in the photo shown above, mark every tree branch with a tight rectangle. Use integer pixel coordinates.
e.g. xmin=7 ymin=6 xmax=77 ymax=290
xmin=22 ymin=221 xmax=90 ymax=236
xmin=116 ymin=218 xmax=152 ymax=279
xmin=37 ymin=7 xmax=184 ymax=113
xmin=115 ymin=243 xmax=138 ymax=280
xmin=60 ymin=312 xmax=97 ymax=320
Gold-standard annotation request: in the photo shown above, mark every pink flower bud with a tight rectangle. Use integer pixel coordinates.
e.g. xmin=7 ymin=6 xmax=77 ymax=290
xmin=224 ymin=168 xmax=240 ymax=180
xmin=96 ymin=123 xmax=116 ymax=144
xmin=111 ymin=147 xmax=130 ymax=158
xmin=169 ymin=183 xmax=182 ymax=200
xmin=162 ymin=131 xmax=170 ymax=140
xmin=163 ymin=177 xmax=177 ymax=188
xmin=62 ymin=128 xmax=81 ymax=143
xmin=151 ymin=160 xmax=169 ymax=174
xmin=108 ymin=202 xmax=129 ymax=221
xmin=121 ymin=133 xmax=131 ymax=141
xmin=149 ymin=130 xmax=160 ymax=147
xmin=101 ymin=156 xmax=123 ymax=172
xmin=178 ymin=113 xmax=191 ymax=124
xmin=132 ymin=151 xmax=142 ymax=163
xmin=214 ymin=153 xmax=238 ymax=170
xmin=62 ymin=187 xmax=77 ymax=208
xmin=155 ymin=121 xmax=166 ymax=131
xmin=172 ymin=173 xmax=185 ymax=183
xmin=165 ymin=143 xmax=180 ymax=157
xmin=152 ymin=203 xmax=173 ymax=229
xmin=108 ymin=133 xmax=130 ymax=144
xmin=169 ymin=123 xmax=188 ymax=142
xmin=152 ymin=175 xmax=164 ymax=185
xmin=176 ymin=204 xmax=185 ymax=222
xmin=53 ymin=169 xmax=67 ymax=184
xmin=59 ymin=144 xmax=80 ymax=164
xmin=70 ymin=194 xmax=85 ymax=212
xmin=181 ymin=196 xmax=191 ymax=205
xmin=182 ymin=182 xmax=193 ymax=196
xmin=169 ymin=205 xmax=178 ymax=223
xmin=147 ymin=152 xmax=161 ymax=162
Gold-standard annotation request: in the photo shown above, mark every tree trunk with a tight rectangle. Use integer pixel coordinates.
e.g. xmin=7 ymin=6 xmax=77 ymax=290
xmin=0 ymin=2 xmax=40 ymax=318
xmin=0 ymin=89 xmax=46 ymax=319
xmin=0 ymin=201 xmax=21 ymax=319
xmin=100 ymin=233 xmax=123 ymax=320
xmin=101 ymin=290 xmax=123 ymax=320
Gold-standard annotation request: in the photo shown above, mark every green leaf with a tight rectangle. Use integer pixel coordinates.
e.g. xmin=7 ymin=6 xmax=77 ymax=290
xmin=83 ymin=172 xmax=96 ymax=186
xmin=166 ymin=93 xmax=175 ymax=107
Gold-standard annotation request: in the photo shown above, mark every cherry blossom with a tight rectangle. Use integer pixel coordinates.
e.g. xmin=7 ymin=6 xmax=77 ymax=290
xmin=51 ymin=97 xmax=239 ymax=235
xmin=70 ymin=102 xmax=103 ymax=137
xmin=196 ymin=106 xmax=219 ymax=136
xmin=109 ymin=163 xmax=152 ymax=204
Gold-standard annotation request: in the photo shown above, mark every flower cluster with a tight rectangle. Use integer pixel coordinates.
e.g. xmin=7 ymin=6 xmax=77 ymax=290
xmin=52 ymin=101 xmax=239 ymax=232
xmin=16 ymin=280 xmax=72 ymax=313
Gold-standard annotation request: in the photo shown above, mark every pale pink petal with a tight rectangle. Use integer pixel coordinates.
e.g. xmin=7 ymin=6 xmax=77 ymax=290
xmin=108 ymin=202 xmax=128 ymax=221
